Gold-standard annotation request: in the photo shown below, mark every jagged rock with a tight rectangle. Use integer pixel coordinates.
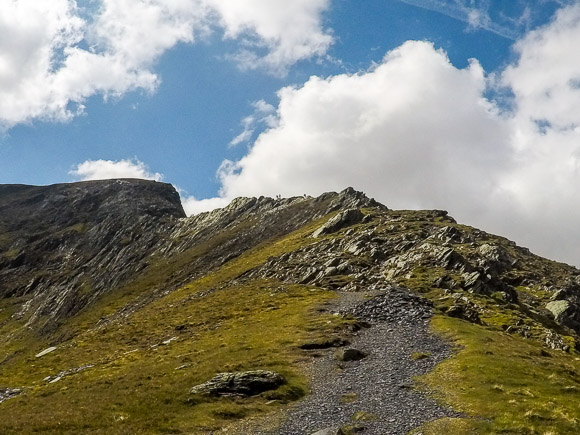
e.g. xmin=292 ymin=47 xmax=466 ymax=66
xmin=189 ymin=370 xmax=285 ymax=397
xmin=0 ymin=388 xmax=22 ymax=404
xmin=551 ymin=289 xmax=568 ymax=301
xmin=544 ymin=330 xmax=571 ymax=352
xmin=433 ymin=226 xmax=467 ymax=244
xmin=437 ymin=248 xmax=470 ymax=271
xmin=312 ymin=208 xmax=364 ymax=238
xmin=0 ymin=180 xmax=185 ymax=330
xmin=546 ymin=300 xmax=571 ymax=323
xmin=545 ymin=300 xmax=580 ymax=332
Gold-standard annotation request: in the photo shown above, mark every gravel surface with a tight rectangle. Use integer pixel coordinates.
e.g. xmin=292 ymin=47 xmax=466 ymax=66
xmin=272 ymin=286 xmax=461 ymax=435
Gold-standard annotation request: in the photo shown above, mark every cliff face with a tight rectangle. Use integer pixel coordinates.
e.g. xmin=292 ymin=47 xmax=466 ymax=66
xmin=1 ymin=181 xmax=580 ymax=434
xmin=0 ymin=179 xmax=185 ymax=330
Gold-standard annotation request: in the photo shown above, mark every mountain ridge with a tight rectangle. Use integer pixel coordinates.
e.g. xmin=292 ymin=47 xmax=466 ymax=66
xmin=1 ymin=180 xmax=580 ymax=433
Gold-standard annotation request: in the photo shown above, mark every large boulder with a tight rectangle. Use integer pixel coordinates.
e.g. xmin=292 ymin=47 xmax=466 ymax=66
xmin=547 ymin=300 xmax=572 ymax=323
xmin=189 ymin=370 xmax=285 ymax=397
xmin=313 ymin=208 xmax=364 ymax=238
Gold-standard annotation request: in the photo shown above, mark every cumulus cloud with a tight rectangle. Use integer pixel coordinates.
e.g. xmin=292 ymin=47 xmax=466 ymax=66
xmin=70 ymin=159 xmax=163 ymax=181
xmin=229 ymin=99 xmax=277 ymax=146
xmin=0 ymin=0 xmax=332 ymax=129
xmin=190 ymin=3 xmax=580 ymax=266
xmin=198 ymin=41 xmax=510 ymax=208
xmin=181 ymin=195 xmax=231 ymax=215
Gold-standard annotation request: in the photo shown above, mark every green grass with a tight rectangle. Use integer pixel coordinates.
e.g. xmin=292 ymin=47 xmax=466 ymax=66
xmin=411 ymin=351 xmax=431 ymax=360
xmin=417 ymin=316 xmax=580 ymax=434
xmin=0 ymin=212 xmax=348 ymax=433
xmin=0 ymin=280 xmax=346 ymax=433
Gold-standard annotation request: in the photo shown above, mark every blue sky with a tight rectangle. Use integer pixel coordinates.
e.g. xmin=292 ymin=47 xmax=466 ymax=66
xmin=2 ymin=0 xmax=580 ymax=265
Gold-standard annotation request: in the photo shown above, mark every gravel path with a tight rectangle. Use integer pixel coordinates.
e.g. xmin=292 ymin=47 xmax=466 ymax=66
xmin=272 ymin=286 xmax=461 ymax=435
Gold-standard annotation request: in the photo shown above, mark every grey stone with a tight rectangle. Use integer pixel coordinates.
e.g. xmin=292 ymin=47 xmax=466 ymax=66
xmin=189 ymin=370 xmax=285 ymax=397
xmin=335 ymin=348 xmax=367 ymax=362
xmin=313 ymin=208 xmax=364 ymax=238
xmin=546 ymin=300 xmax=571 ymax=322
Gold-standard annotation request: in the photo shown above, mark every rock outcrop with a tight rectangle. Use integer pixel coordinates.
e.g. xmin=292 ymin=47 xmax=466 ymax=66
xmin=0 ymin=179 xmax=185 ymax=331
xmin=189 ymin=370 xmax=285 ymax=397
xmin=1 ymin=181 xmax=580 ymax=434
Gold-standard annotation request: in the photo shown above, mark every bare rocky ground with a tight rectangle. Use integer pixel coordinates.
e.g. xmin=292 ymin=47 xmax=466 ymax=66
xmin=231 ymin=286 xmax=461 ymax=435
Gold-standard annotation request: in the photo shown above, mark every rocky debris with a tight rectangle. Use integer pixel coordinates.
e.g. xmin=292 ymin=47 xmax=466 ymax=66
xmin=310 ymin=427 xmax=344 ymax=435
xmin=189 ymin=370 xmax=285 ymax=397
xmin=0 ymin=388 xmax=22 ymax=404
xmin=313 ymin=208 xmax=364 ymax=238
xmin=334 ymin=348 xmax=367 ymax=362
xmin=544 ymin=330 xmax=571 ymax=352
xmin=347 ymin=286 xmax=433 ymax=326
xmin=275 ymin=292 xmax=461 ymax=435
xmin=310 ymin=426 xmax=363 ymax=435
xmin=43 ymin=365 xmax=94 ymax=383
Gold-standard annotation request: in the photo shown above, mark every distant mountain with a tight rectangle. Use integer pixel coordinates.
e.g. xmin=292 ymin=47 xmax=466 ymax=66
xmin=0 ymin=180 xmax=579 ymax=434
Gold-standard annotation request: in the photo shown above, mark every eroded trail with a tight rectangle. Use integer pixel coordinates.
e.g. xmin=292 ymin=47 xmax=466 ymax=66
xmin=275 ymin=287 xmax=461 ymax=434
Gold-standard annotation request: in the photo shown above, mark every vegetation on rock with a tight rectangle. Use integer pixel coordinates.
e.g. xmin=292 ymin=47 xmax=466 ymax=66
xmin=0 ymin=181 xmax=579 ymax=433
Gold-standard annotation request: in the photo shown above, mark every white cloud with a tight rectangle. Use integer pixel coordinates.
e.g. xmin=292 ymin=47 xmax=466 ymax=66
xmin=70 ymin=158 xmax=163 ymax=181
xmin=0 ymin=0 xmax=332 ymax=129
xmin=202 ymin=41 xmax=510 ymax=208
xmin=206 ymin=0 xmax=332 ymax=74
xmin=190 ymin=4 xmax=580 ymax=266
xmin=229 ymin=99 xmax=277 ymax=146
xmin=181 ymin=195 xmax=230 ymax=215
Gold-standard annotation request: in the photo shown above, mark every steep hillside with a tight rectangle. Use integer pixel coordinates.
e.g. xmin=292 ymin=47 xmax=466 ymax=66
xmin=0 ymin=181 xmax=579 ymax=434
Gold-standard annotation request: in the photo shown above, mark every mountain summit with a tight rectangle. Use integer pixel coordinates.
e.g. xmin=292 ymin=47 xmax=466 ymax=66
xmin=0 ymin=181 xmax=579 ymax=434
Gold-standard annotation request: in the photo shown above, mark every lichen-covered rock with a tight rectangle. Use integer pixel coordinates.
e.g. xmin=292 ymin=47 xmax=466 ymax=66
xmin=189 ymin=370 xmax=285 ymax=397
xmin=547 ymin=300 xmax=572 ymax=323
xmin=312 ymin=208 xmax=364 ymax=238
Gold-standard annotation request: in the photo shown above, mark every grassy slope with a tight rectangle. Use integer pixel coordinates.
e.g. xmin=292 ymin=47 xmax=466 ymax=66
xmin=0 ymin=214 xmax=350 ymax=434
xmin=418 ymin=316 xmax=580 ymax=434
xmin=3 ymin=205 xmax=580 ymax=434
xmin=383 ymin=215 xmax=580 ymax=434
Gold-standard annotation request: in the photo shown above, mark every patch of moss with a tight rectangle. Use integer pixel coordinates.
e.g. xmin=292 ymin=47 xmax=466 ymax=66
xmin=339 ymin=392 xmax=359 ymax=404
xmin=411 ymin=351 xmax=431 ymax=361
xmin=351 ymin=411 xmax=378 ymax=422
xmin=0 ymin=281 xmax=346 ymax=433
